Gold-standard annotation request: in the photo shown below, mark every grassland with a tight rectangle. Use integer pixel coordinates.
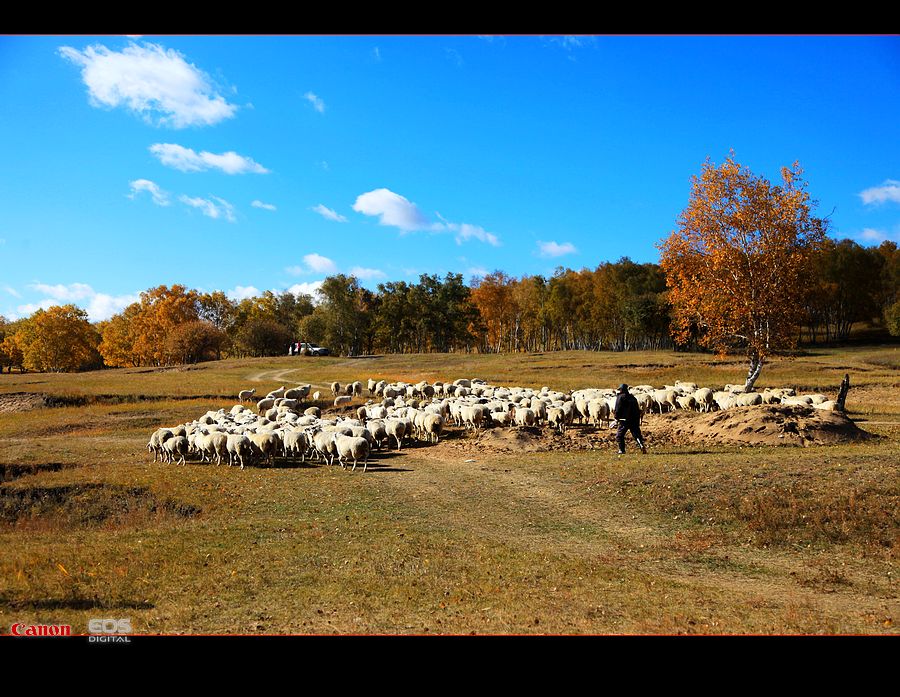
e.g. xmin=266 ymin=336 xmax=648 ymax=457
xmin=0 ymin=346 xmax=897 ymax=635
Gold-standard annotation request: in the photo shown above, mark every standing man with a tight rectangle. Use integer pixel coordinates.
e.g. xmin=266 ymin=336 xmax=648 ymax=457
xmin=613 ymin=384 xmax=647 ymax=455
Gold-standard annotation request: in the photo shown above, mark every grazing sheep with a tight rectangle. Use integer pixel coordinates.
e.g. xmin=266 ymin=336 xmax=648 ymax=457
xmin=676 ymin=395 xmax=698 ymax=411
xmin=284 ymin=385 xmax=311 ymax=401
xmin=547 ymin=407 xmax=566 ymax=434
xmin=330 ymin=382 xmax=341 ymax=397
xmin=226 ymin=434 xmax=253 ymax=469
xmin=693 ymin=388 xmax=715 ymax=412
xmin=238 ymin=389 xmax=256 ymax=403
xmin=256 ymin=397 xmax=276 ymax=414
xmin=312 ymin=430 xmax=338 ymax=464
xmin=423 ymin=413 xmax=444 ymax=443
xmin=587 ymin=399 xmax=610 ymax=428
xmin=384 ymin=419 xmax=407 ymax=450
xmin=334 ymin=395 xmax=352 ymax=408
xmin=514 ymin=407 xmax=536 ymax=428
xmin=266 ymin=386 xmax=286 ymax=399
xmin=282 ymin=430 xmax=309 ymax=462
xmin=162 ymin=436 xmax=189 ymax=466
xmin=248 ymin=432 xmax=281 ymax=466
xmin=332 ymin=433 xmax=371 ymax=472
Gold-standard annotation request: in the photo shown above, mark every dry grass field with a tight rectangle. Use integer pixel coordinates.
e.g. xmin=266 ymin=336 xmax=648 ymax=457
xmin=0 ymin=346 xmax=897 ymax=635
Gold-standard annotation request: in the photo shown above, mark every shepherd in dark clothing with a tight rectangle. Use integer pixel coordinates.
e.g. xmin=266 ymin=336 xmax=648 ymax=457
xmin=613 ymin=384 xmax=647 ymax=455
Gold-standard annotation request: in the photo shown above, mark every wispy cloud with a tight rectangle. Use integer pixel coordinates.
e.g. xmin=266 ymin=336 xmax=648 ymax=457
xmin=445 ymin=48 xmax=464 ymax=67
xmin=150 ymin=143 xmax=268 ymax=174
xmin=179 ymin=195 xmax=236 ymax=222
xmin=21 ymin=282 xmax=139 ymax=321
xmin=59 ymin=41 xmax=237 ymax=128
xmin=860 ymin=180 xmax=900 ymax=205
xmin=353 ymin=188 xmax=501 ymax=245
xmin=537 ymin=240 xmax=577 ymax=257
xmin=3 ymin=286 xmax=21 ymax=298
xmin=251 ymin=200 xmax=276 ymax=211
xmin=311 ymin=204 xmax=347 ymax=222
xmin=304 ymin=91 xmax=325 ymax=113
xmin=128 ymin=179 xmax=170 ymax=206
xmin=445 ymin=222 xmax=500 ymax=247
xmin=372 ymin=46 xmax=382 ymax=62
xmin=349 ymin=266 xmax=386 ymax=280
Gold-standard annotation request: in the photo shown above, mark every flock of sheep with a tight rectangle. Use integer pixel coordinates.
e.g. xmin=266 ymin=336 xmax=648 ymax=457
xmin=147 ymin=377 xmax=838 ymax=472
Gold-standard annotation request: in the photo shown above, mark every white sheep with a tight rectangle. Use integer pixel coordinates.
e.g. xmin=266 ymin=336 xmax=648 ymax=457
xmin=162 ymin=435 xmax=189 ymax=465
xmin=384 ymin=419 xmax=407 ymax=450
xmin=423 ymin=413 xmax=444 ymax=443
xmin=332 ymin=433 xmax=371 ymax=472
xmin=238 ymin=388 xmax=256 ymax=403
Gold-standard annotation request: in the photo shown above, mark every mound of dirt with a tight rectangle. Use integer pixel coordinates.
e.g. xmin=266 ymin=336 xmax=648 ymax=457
xmin=641 ymin=405 xmax=874 ymax=448
xmin=437 ymin=405 xmax=875 ymax=454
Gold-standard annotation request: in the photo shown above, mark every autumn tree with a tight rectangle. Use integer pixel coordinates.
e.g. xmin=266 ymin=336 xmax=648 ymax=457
xmin=659 ymin=155 xmax=828 ymax=390
xmin=15 ymin=305 xmax=102 ymax=372
xmin=164 ymin=320 xmax=227 ymax=364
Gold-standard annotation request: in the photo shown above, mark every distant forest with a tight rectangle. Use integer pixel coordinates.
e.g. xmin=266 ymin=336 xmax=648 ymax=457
xmin=1 ymin=238 xmax=898 ymax=372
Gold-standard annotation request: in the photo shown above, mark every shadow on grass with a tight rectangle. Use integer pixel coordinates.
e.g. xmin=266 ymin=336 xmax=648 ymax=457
xmin=0 ymin=596 xmax=155 ymax=611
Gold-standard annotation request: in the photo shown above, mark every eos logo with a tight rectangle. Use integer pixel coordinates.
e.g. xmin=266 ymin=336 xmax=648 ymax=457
xmin=88 ymin=618 xmax=132 ymax=643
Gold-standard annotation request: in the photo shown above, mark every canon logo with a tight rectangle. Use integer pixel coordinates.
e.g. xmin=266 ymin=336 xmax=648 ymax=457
xmin=10 ymin=623 xmax=71 ymax=637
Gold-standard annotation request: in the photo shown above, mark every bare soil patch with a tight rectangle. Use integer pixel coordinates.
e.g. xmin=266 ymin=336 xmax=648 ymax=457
xmin=0 ymin=393 xmax=48 ymax=413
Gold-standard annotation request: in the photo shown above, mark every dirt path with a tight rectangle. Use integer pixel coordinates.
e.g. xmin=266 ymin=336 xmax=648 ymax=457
xmin=370 ymin=439 xmax=898 ymax=632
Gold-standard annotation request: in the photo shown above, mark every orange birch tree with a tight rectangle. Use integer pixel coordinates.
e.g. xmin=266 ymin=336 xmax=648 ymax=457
xmin=658 ymin=155 xmax=828 ymax=390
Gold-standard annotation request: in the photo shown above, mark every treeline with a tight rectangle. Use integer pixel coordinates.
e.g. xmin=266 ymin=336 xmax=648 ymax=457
xmin=803 ymin=239 xmax=900 ymax=342
xmin=1 ymin=239 xmax=898 ymax=372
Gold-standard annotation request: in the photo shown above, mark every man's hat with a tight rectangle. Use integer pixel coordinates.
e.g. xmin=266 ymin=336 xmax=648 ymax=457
xmin=618 ymin=383 xmax=629 ymax=393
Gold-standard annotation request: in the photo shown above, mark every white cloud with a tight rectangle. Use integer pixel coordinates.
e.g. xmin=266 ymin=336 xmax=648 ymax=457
xmin=859 ymin=180 xmax=900 ymax=205
xmin=537 ymin=240 xmax=577 ymax=257
xmin=59 ymin=41 xmax=237 ymax=128
xmin=353 ymin=188 xmax=429 ymax=232
xmin=311 ymin=204 xmax=347 ymax=222
xmin=179 ymin=194 xmax=236 ymax=222
xmin=86 ymin=292 xmax=141 ymax=321
xmin=304 ymin=91 xmax=325 ymax=113
xmin=302 ymin=253 xmax=337 ymax=274
xmin=226 ymin=285 xmax=260 ymax=301
xmin=858 ymin=228 xmax=887 ymax=242
xmin=449 ymin=222 xmax=501 ymax=247
xmin=353 ymin=188 xmax=501 ymax=245
xmin=149 ymin=143 xmax=268 ymax=174
xmin=3 ymin=286 xmax=21 ymax=298
xmin=286 ymin=281 xmax=324 ymax=300
xmin=467 ymin=266 xmax=489 ymax=278
xmin=27 ymin=282 xmax=95 ymax=300
xmin=128 ymin=178 xmax=170 ymax=206
xmin=20 ymin=282 xmax=139 ymax=321
xmin=349 ymin=266 xmax=386 ymax=280
xmin=16 ymin=299 xmax=57 ymax=316
xmin=251 ymin=200 xmax=277 ymax=211
xmin=372 ymin=47 xmax=382 ymax=61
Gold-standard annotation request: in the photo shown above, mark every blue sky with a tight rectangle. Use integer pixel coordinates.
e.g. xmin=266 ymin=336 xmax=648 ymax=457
xmin=1 ymin=35 xmax=898 ymax=321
